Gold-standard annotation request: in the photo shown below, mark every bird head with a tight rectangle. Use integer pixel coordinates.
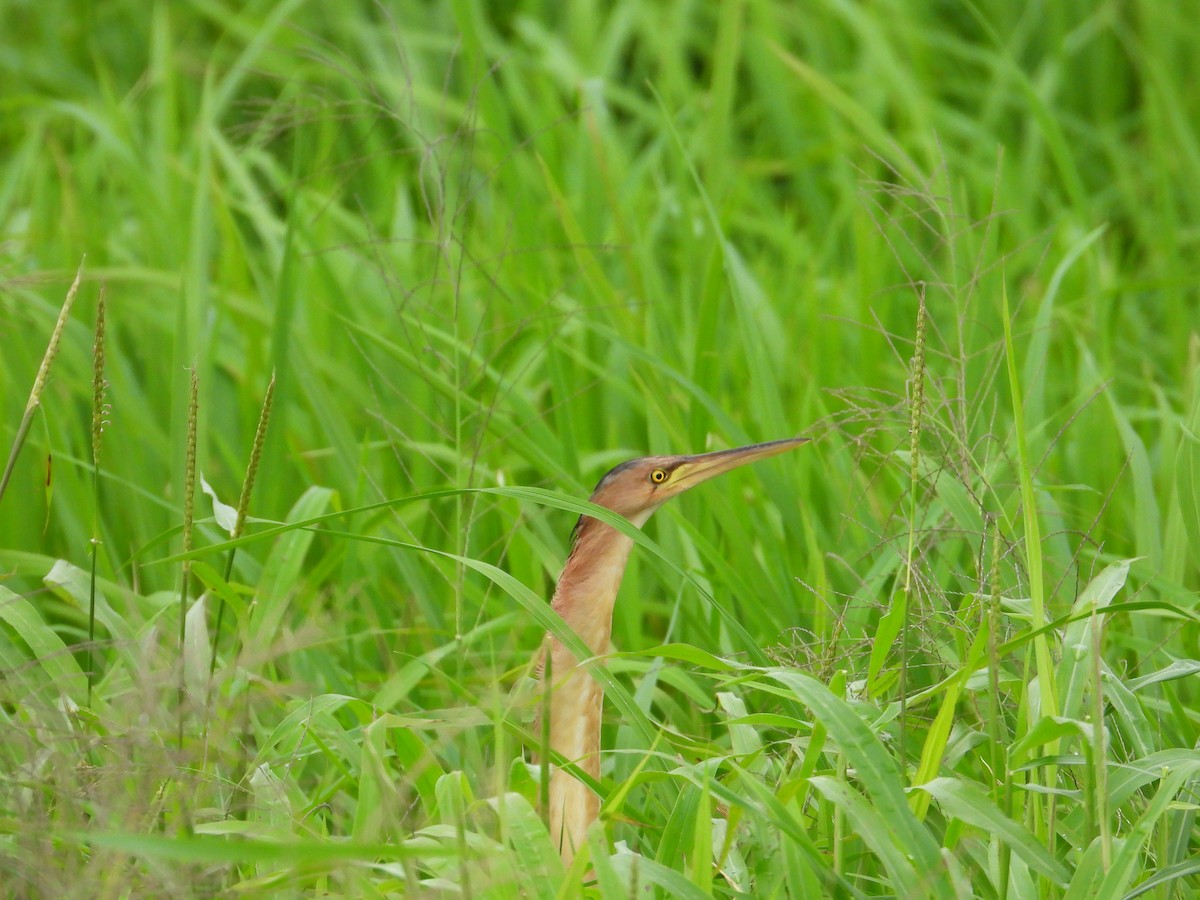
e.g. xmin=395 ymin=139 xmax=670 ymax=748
xmin=585 ymin=437 xmax=809 ymax=526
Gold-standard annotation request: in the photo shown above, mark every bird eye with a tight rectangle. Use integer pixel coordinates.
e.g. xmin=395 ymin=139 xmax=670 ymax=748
xmin=650 ymin=468 xmax=668 ymax=484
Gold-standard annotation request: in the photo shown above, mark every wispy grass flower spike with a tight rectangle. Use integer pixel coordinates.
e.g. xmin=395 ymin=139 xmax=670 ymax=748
xmin=209 ymin=372 xmax=276 ymax=678
xmin=0 ymin=259 xmax=85 ymax=505
xmin=178 ymin=367 xmax=199 ymax=749
xmin=87 ymin=285 xmax=108 ymax=705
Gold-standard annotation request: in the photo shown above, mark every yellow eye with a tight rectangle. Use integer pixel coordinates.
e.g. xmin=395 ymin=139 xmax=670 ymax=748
xmin=650 ymin=468 xmax=668 ymax=484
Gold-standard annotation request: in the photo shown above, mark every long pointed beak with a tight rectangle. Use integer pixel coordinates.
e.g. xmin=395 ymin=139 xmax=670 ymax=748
xmin=670 ymin=437 xmax=809 ymax=493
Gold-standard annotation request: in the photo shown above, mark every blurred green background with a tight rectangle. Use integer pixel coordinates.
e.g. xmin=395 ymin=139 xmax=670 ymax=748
xmin=1 ymin=0 xmax=1198 ymax=895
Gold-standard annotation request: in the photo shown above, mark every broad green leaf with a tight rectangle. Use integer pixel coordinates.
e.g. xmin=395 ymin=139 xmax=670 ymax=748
xmin=200 ymin=473 xmax=238 ymax=534
xmin=1059 ymin=560 xmax=1131 ymax=719
xmin=182 ymin=593 xmax=210 ymax=699
xmin=717 ymin=691 xmax=762 ymax=760
xmin=248 ymin=485 xmax=335 ymax=647
xmin=1009 ymin=716 xmax=1094 ymax=765
xmin=0 ymin=584 xmax=87 ymax=703
xmin=490 ymin=792 xmax=563 ymax=882
xmin=768 ymin=669 xmax=951 ymax=896
xmin=867 ymin=589 xmax=905 ymax=697
xmin=627 ymin=642 xmax=739 ymax=671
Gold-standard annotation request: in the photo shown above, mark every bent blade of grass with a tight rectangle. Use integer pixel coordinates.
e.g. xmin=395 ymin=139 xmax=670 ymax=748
xmin=1101 ymin=661 xmax=1156 ymax=761
xmin=1095 ymin=761 xmax=1200 ymax=898
xmin=1009 ymin=716 xmax=1092 ymax=767
xmin=715 ymin=691 xmax=763 ymax=761
xmin=808 ymin=774 xmax=921 ymax=895
xmin=0 ymin=584 xmax=87 ymax=704
xmin=45 ymin=558 xmax=133 ymax=644
xmin=867 ymin=589 xmax=905 ymax=698
xmin=490 ymin=792 xmax=564 ymax=882
xmin=607 ymin=844 xmax=716 ymax=900
xmin=1121 ymin=856 xmax=1200 ymax=899
xmin=629 ymin=643 xmax=740 ymax=672
xmin=1058 ymin=559 xmax=1130 ymax=721
xmin=916 ymin=777 xmax=1070 ymax=887
xmin=372 ymin=612 xmax=524 ymax=711
xmin=1124 ymin=659 xmax=1200 ymax=692
xmin=1105 ymin=749 xmax=1200 ymax=809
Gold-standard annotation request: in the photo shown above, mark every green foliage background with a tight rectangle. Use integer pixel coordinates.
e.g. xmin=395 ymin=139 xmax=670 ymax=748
xmin=1 ymin=1 xmax=1198 ymax=896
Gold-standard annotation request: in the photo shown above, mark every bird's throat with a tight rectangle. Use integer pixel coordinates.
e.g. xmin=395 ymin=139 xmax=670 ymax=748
xmin=543 ymin=520 xmax=638 ymax=865
xmin=551 ymin=521 xmax=636 ymax=656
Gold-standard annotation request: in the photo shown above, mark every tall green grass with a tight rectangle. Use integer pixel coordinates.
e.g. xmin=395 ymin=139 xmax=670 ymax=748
xmin=1 ymin=1 xmax=1198 ymax=895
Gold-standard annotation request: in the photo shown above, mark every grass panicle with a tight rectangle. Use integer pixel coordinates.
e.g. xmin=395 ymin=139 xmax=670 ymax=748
xmin=209 ymin=371 xmax=276 ymax=679
xmin=898 ymin=287 xmax=928 ymax=769
xmin=87 ymin=285 xmax=107 ymax=705
xmin=0 ymin=260 xmax=84 ymax=505
xmin=178 ymin=366 xmax=199 ymax=750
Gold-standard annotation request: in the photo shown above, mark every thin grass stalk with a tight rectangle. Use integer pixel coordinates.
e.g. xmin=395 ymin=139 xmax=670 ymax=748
xmin=1091 ymin=602 xmax=1111 ymax=870
xmin=0 ymin=260 xmax=85 ymax=506
xmin=833 ymin=727 xmax=847 ymax=879
xmin=87 ymin=286 xmax=108 ymax=706
xmin=539 ymin=635 xmax=552 ymax=822
xmin=1001 ymin=282 xmax=1060 ymax=857
xmin=899 ymin=290 xmax=928 ymax=769
xmin=985 ymin=516 xmax=1011 ymax=899
xmin=210 ymin=371 xmax=275 ymax=678
xmin=178 ymin=367 xmax=199 ymax=750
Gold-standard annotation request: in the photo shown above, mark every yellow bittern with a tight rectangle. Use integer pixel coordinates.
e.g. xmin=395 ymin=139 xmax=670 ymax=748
xmin=540 ymin=437 xmax=808 ymax=865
